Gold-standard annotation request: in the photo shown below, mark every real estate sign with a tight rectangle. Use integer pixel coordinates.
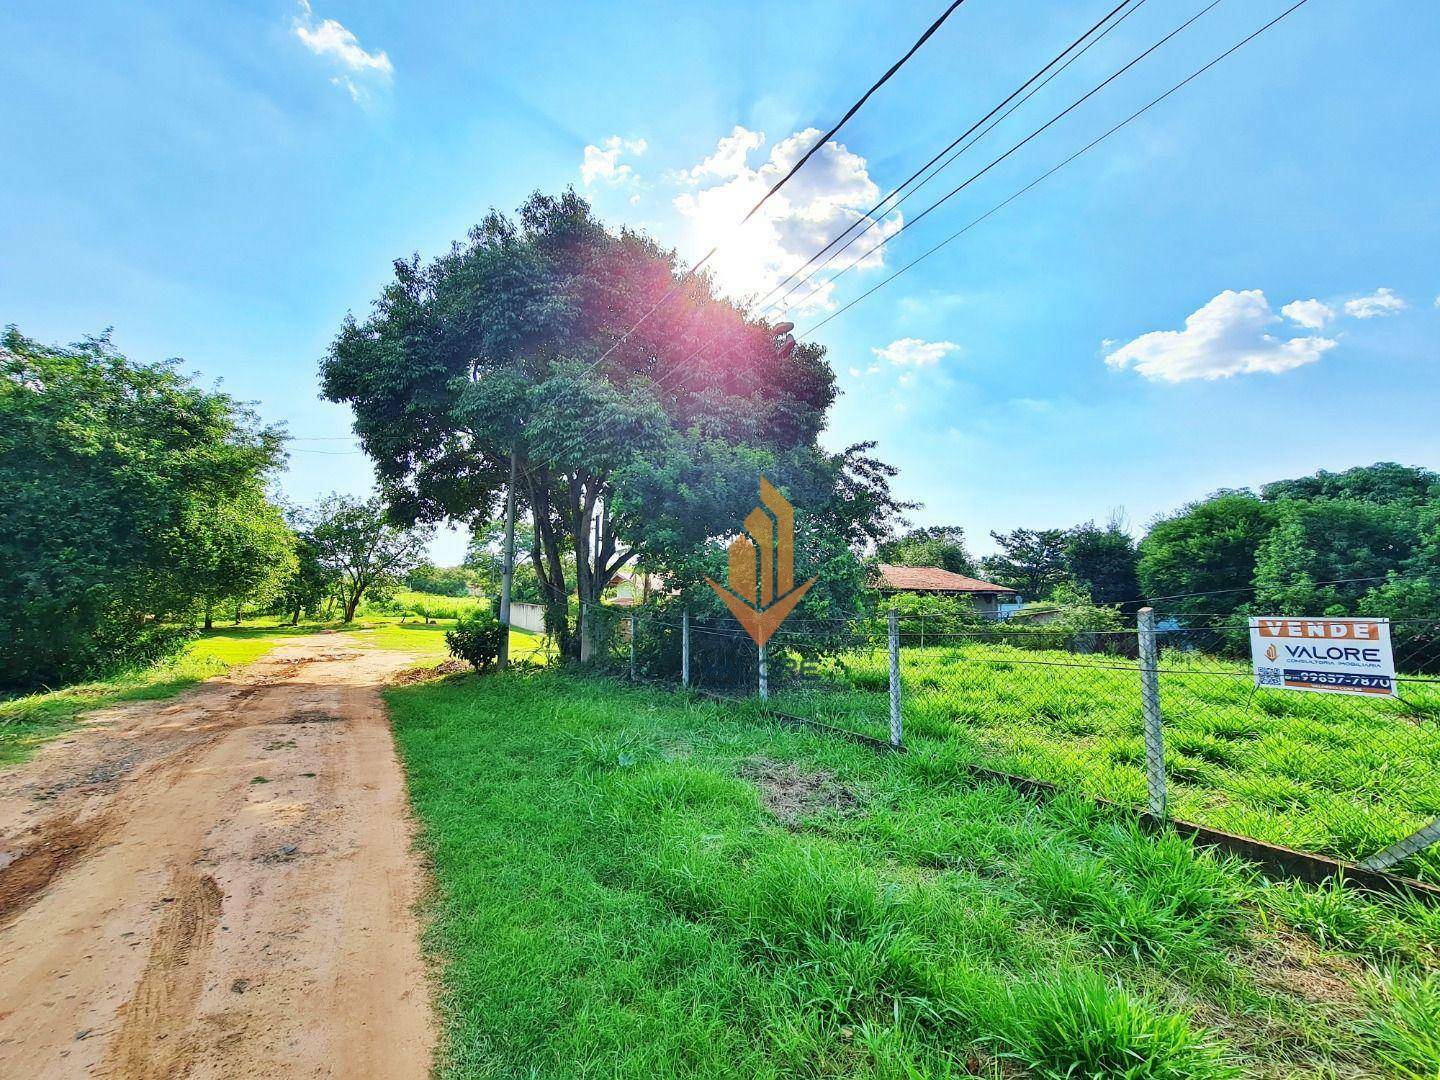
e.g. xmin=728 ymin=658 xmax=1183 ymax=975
xmin=1248 ymin=616 xmax=1396 ymax=697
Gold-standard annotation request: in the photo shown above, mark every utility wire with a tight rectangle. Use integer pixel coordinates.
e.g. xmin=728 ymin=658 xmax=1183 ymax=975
xmin=648 ymin=0 xmax=1155 ymax=398
xmin=801 ymin=0 xmax=1314 ymax=339
xmin=750 ymin=0 xmax=1144 ymax=320
xmin=796 ymin=0 xmax=1227 ymax=321
xmin=582 ymin=0 xmax=972 ymax=375
xmin=652 ymin=0 xmax=1202 ymax=399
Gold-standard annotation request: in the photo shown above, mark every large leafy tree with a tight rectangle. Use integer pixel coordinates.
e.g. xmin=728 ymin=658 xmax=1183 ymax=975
xmin=1139 ymin=464 xmax=1436 ymax=618
xmin=877 ymin=525 xmax=976 ymax=576
xmin=1064 ymin=518 xmax=1140 ymax=610
xmin=1261 ymin=462 xmax=1439 ymax=507
xmin=321 ymin=191 xmax=905 ymax=658
xmin=982 ymin=528 xmax=1070 ymax=599
xmin=307 ymin=494 xmax=431 ymax=622
xmin=180 ymin=492 xmax=297 ymax=629
xmin=1137 ymin=492 xmax=1277 ymax=616
xmin=0 ymin=328 xmax=285 ymax=687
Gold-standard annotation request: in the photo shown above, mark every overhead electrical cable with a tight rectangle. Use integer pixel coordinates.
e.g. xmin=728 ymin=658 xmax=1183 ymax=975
xmin=580 ymin=0 xmax=972 ymax=375
xmin=799 ymin=0 xmax=1315 ymax=339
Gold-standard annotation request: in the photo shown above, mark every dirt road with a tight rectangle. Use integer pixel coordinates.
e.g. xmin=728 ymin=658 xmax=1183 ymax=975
xmin=0 ymin=635 xmax=434 ymax=1079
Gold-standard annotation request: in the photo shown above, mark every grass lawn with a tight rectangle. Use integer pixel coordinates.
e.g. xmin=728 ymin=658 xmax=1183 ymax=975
xmin=762 ymin=642 xmax=1440 ymax=883
xmin=351 ymin=619 xmax=550 ymax=664
xmin=389 ymin=670 xmax=1440 ymax=1079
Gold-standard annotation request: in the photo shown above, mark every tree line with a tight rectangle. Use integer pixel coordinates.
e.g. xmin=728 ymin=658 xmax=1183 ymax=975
xmin=877 ymin=460 xmax=1439 ymax=625
xmin=0 ymin=328 xmax=433 ymax=689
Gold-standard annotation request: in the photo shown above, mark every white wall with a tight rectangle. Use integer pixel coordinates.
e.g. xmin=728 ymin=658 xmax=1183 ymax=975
xmin=508 ymin=602 xmax=547 ymax=634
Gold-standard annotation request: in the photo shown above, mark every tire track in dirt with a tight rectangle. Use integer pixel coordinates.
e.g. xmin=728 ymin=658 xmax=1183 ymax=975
xmin=106 ymin=871 xmax=223 ymax=1080
xmin=0 ymin=635 xmax=434 ymax=1079
xmin=0 ymin=813 xmax=110 ymax=924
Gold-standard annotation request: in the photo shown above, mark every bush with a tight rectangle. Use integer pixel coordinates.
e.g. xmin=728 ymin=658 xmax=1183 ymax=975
xmin=446 ymin=609 xmax=504 ymax=672
xmin=881 ymin=592 xmax=992 ymax=643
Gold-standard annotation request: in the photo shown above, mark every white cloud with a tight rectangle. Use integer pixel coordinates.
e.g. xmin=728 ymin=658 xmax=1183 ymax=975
xmin=872 ymin=338 xmax=960 ymax=368
xmin=670 ymin=125 xmax=901 ymax=311
xmin=1280 ymin=298 xmax=1334 ymax=329
xmin=293 ymin=1 xmax=392 ymax=101
xmin=580 ymin=136 xmax=648 ymax=187
xmin=1105 ymin=290 xmax=1337 ymax=382
xmin=670 ymin=126 xmax=765 ymax=184
xmin=1344 ymin=287 xmax=1406 ymax=319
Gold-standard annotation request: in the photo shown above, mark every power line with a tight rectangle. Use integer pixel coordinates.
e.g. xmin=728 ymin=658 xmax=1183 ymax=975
xmin=751 ymin=0 xmax=1145 ymax=320
xmin=739 ymin=0 xmax=971 ymax=231
xmin=801 ymin=0 xmax=1315 ymax=339
xmin=651 ymin=0 xmax=1200 ymax=399
xmin=646 ymin=0 xmax=1154 ymax=399
xmin=582 ymin=0 xmax=972 ymax=375
xmin=793 ymin=0 xmax=1227 ymax=318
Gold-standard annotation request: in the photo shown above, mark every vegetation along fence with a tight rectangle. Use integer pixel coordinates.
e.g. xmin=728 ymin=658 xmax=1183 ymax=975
xmin=585 ymin=602 xmax=1440 ymax=885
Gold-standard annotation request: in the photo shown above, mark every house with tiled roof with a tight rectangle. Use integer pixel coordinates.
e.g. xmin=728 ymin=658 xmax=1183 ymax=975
xmin=873 ymin=564 xmax=1022 ymax=618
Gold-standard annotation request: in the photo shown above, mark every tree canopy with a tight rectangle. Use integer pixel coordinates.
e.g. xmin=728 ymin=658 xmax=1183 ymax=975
xmin=307 ymin=493 xmax=431 ymax=622
xmin=981 ymin=528 xmax=1070 ymax=599
xmin=0 ymin=327 xmax=289 ymax=686
xmin=321 ymin=191 xmax=906 ymax=657
xmin=877 ymin=525 xmax=976 ymax=576
xmin=1139 ymin=463 xmax=1438 ymax=620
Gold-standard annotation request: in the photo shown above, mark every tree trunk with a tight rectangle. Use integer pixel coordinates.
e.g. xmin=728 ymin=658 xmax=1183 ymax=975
xmin=343 ymin=593 xmax=360 ymax=623
xmin=290 ymin=604 xmax=302 ymax=627
xmin=203 ymin=605 xmax=213 ymax=632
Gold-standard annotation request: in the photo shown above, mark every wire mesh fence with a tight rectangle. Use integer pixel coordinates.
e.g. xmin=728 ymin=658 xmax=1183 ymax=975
xmin=578 ymin=601 xmax=1440 ymax=882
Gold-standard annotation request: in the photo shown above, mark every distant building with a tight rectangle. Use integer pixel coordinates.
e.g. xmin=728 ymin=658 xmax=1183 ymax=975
xmin=873 ymin=564 xmax=1022 ymax=618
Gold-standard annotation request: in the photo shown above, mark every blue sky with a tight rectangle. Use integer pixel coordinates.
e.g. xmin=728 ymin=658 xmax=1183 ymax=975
xmin=3 ymin=0 xmax=1436 ymax=564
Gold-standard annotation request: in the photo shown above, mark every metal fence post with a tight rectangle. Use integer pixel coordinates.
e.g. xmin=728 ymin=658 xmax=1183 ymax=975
xmin=758 ymin=643 xmax=768 ymax=701
xmin=1137 ymin=606 xmax=1167 ymax=819
xmin=682 ymin=609 xmax=690 ymax=690
xmin=888 ymin=609 xmax=902 ymax=749
xmin=629 ymin=614 xmax=636 ymax=681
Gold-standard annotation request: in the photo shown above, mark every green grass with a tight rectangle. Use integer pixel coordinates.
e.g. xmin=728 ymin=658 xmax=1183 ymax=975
xmin=351 ymin=620 xmax=550 ymax=664
xmin=768 ymin=642 xmax=1440 ymax=881
xmin=0 ymin=624 xmax=316 ymax=766
xmin=385 ymin=589 xmax=490 ymax=619
xmin=388 ymin=670 xmax=1439 ymax=1079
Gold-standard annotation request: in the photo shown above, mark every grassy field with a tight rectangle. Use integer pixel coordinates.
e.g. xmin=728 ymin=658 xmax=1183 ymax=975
xmin=389 ymin=670 xmax=1440 ymax=1079
xmin=348 ymin=620 xmax=550 ymax=664
xmin=764 ymin=642 xmax=1440 ymax=883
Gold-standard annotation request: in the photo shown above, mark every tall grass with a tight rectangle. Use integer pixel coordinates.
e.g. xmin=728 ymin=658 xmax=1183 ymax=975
xmin=388 ymin=671 xmax=1437 ymax=1078
xmin=770 ymin=641 xmax=1440 ymax=880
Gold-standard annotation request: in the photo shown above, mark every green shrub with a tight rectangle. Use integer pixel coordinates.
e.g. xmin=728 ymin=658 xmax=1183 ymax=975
xmin=446 ymin=608 xmax=504 ymax=672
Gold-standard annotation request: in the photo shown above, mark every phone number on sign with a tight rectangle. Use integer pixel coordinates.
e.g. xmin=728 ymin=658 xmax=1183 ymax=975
xmin=1284 ymin=669 xmax=1393 ymax=691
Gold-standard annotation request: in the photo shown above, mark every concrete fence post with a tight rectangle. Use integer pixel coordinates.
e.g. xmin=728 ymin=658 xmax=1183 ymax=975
xmin=682 ymin=609 xmax=691 ymax=690
xmin=888 ymin=609 xmax=902 ymax=749
xmin=1137 ymin=606 xmax=1167 ymax=819
xmin=628 ymin=614 xmax=636 ymax=681
xmin=758 ymin=644 xmax=768 ymax=701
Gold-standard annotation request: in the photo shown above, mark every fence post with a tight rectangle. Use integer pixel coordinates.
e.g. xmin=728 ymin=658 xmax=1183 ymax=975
xmin=758 ymin=643 xmax=768 ymax=701
xmin=1137 ymin=606 xmax=1167 ymax=819
xmin=629 ymin=614 xmax=637 ymax=681
xmin=682 ymin=609 xmax=690 ymax=690
xmin=888 ymin=609 xmax=902 ymax=749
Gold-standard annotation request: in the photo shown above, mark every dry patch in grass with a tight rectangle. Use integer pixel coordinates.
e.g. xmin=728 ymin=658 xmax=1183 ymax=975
xmin=739 ymin=756 xmax=862 ymax=825
xmin=390 ymin=659 xmax=469 ymax=686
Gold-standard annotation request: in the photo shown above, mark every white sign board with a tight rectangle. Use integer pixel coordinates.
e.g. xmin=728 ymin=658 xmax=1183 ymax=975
xmin=1248 ymin=616 xmax=1396 ymax=697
